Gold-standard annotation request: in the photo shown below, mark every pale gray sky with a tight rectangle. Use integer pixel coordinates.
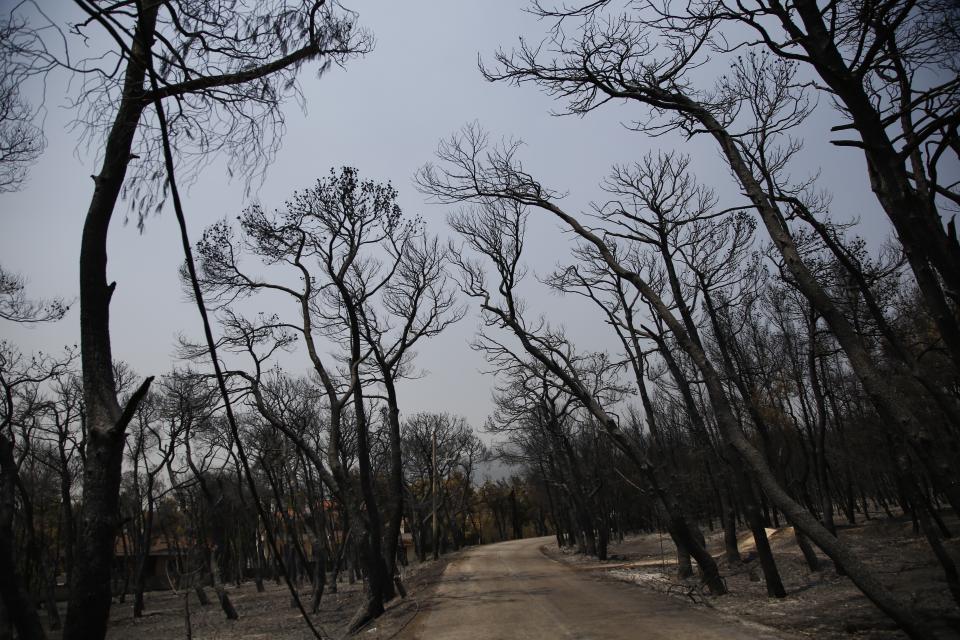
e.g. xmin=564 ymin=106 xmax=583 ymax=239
xmin=0 ymin=0 xmax=930 ymax=435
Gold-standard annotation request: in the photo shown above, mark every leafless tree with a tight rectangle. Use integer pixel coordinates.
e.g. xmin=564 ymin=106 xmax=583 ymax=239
xmin=482 ymin=0 xmax=960 ymax=527
xmin=444 ymin=197 xmax=729 ymax=594
xmin=540 ymin=152 xmax=795 ymax=595
xmin=194 ymin=167 xmax=456 ymax=629
xmin=680 ymin=0 xmax=960 ymax=367
xmin=121 ymin=389 xmax=186 ymax=618
xmin=0 ymin=340 xmax=74 ymax=640
xmin=419 ymin=124 xmax=937 ymax=637
xmin=0 ymin=16 xmax=44 ymax=193
xmin=3 ymin=2 xmax=371 ymax=636
xmin=401 ymin=413 xmax=486 ymax=559
xmin=0 ymin=266 xmax=68 ymax=325
xmin=356 ymin=233 xmax=465 ymax=581
xmin=0 ymin=251 xmax=75 ymax=640
xmin=489 ymin=359 xmax=620 ymax=559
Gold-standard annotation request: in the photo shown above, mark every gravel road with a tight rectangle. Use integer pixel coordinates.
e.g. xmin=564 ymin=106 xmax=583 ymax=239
xmin=397 ymin=536 xmax=789 ymax=639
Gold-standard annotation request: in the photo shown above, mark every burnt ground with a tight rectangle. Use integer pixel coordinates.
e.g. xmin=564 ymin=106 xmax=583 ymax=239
xmin=42 ymin=555 xmax=451 ymax=640
xmin=548 ymin=513 xmax=960 ymax=639
xmin=34 ymin=514 xmax=960 ymax=639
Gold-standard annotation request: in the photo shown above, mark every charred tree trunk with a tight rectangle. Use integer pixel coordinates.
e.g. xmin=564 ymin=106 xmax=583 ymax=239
xmin=345 ymin=326 xmax=391 ymax=631
xmin=193 ymin=584 xmax=210 ymax=607
xmin=794 ymin=529 xmax=821 ymax=572
xmin=0 ymin=435 xmax=46 ymax=640
xmin=182 ymin=590 xmax=192 ymax=640
xmin=57 ymin=444 xmax=75 ymax=586
xmin=382 ymin=378 xmax=405 ymax=590
xmin=527 ymin=195 xmax=935 ymax=633
xmin=0 ymin=596 xmax=11 ymax=640
xmin=132 ymin=503 xmax=155 ymax=617
xmin=63 ymin=8 xmax=158 ymax=640
xmin=722 ymin=487 xmax=741 ymax=565
xmin=736 ymin=468 xmax=786 ymax=598
xmin=674 ymin=531 xmax=694 ymax=580
xmin=310 ymin=542 xmax=326 ymax=614
xmin=254 ymin=535 xmax=266 ymax=593
xmin=510 ymin=488 xmax=523 ymax=540
xmin=210 ymin=547 xmax=238 ymax=621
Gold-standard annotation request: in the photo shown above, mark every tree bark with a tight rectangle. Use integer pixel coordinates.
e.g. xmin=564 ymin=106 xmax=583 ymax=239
xmin=0 ymin=435 xmax=47 ymax=640
xmin=735 ymin=467 xmax=786 ymax=598
xmin=310 ymin=543 xmax=326 ymax=614
xmin=63 ymin=7 xmax=158 ymax=640
xmin=721 ymin=488 xmax=741 ymax=565
xmin=193 ymin=585 xmax=210 ymax=607
xmin=786 ymin=0 xmax=960 ymax=366
xmin=381 ymin=377 xmax=405 ymax=590
xmin=526 ymin=190 xmax=937 ymax=638
xmin=211 ymin=547 xmax=238 ymax=621
xmin=132 ymin=500 xmax=155 ymax=617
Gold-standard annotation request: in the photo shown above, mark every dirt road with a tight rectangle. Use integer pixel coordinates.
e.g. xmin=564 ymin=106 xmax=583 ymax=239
xmin=397 ymin=536 xmax=787 ymax=640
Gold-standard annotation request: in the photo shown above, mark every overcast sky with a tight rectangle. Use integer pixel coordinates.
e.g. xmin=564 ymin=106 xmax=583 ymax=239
xmin=1 ymin=0 xmax=940 ymax=438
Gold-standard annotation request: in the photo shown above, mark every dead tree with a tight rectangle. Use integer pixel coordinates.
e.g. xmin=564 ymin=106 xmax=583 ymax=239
xmin=480 ymin=1 xmax=960 ymax=527
xmin=698 ymin=0 xmax=960 ymax=370
xmin=356 ymin=233 xmax=465 ymax=583
xmin=444 ymin=200 xmax=728 ymax=595
xmin=0 ymin=270 xmax=74 ymax=640
xmin=194 ymin=168 xmax=425 ymax=630
xmin=489 ymin=362 xmax=612 ymax=559
xmin=0 ymin=17 xmax=44 ymax=193
xmin=123 ymin=389 xmax=184 ymax=617
xmin=0 ymin=342 xmax=73 ymax=640
xmin=418 ymin=126 xmax=936 ymax=638
xmin=401 ymin=413 xmax=485 ymax=560
xmin=4 ymin=2 xmax=369 ymax=636
xmin=0 ymin=267 xmax=68 ymax=325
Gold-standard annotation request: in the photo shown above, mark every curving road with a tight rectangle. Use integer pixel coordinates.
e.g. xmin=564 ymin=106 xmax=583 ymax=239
xmin=398 ymin=536 xmax=787 ymax=640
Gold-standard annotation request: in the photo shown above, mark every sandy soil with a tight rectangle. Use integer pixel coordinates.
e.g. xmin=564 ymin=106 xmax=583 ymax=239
xmin=549 ymin=513 xmax=960 ymax=639
xmin=396 ymin=536 xmax=790 ymax=639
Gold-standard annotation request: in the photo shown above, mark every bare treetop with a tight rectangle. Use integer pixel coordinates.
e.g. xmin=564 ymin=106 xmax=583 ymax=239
xmin=5 ymin=0 xmax=372 ymax=224
xmin=0 ymin=265 xmax=69 ymax=324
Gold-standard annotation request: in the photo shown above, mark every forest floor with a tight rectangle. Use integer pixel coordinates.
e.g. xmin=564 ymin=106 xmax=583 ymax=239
xmin=35 ymin=513 xmax=960 ymax=638
xmin=43 ymin=554 xmax=451 ymax=640
xmin=548 ymin=511 xmax=960 ymax=639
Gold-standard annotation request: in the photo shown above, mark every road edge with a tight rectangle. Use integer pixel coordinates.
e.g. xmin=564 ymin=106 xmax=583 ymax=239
xmin=538 ymin=543 xmax=803 ymax=640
